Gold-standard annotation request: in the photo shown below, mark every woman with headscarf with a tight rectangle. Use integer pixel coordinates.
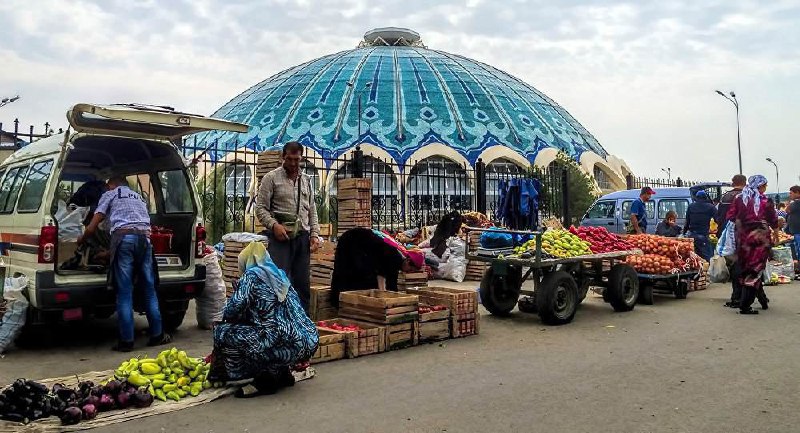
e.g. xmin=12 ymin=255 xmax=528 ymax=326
xmin=726 ymin=175 xmax=779 ymax=314
xmin=330 ymin=228 xmax=425 ymax=307
xmin=209 ymin=241 xmax=319 ymax=397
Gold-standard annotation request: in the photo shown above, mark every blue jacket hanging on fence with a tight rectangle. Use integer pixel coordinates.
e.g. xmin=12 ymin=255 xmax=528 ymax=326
xmin=495 ymin=178 xmax=542 ymax=230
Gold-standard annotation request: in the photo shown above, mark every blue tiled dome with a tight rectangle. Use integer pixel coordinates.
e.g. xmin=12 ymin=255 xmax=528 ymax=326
xmin=200 ymin=28 xmax=609 ymax=168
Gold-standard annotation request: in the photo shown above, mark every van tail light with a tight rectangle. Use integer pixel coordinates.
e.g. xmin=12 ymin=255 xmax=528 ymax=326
xmin=195 ymin=224 xmax=207 ymax=258
xmin=39 ymin=225 xmax=58 ymax=264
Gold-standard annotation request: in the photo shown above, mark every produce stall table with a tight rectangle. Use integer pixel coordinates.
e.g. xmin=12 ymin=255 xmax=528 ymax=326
xmin=465 ymin=228 xmax=642 ymax=326
xmin=636 ymin=270 xmax=699 ymax=304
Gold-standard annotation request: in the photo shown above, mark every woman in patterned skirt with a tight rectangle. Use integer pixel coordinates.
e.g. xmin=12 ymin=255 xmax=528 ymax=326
xmin=726 ymin=175 xmax=779 ymax=315
xmin=210 ymin=241 xmax=319 ymax=397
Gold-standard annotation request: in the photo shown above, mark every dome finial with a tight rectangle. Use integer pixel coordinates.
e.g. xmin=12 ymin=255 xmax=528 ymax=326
xmin=360 ymin=27 xmax=426 ymax=48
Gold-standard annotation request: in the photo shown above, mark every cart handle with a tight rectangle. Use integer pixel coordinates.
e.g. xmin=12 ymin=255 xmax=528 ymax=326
xmin=463 ymin=227 xmax=544 ymax=264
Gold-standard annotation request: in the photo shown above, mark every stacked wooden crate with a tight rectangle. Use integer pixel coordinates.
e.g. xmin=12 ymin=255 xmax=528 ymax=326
xmin=253 ymin=151 xmax=282 ymax=234
xmin=221 ymin=239 xmax=268 ymax=296
xmin=405 ymin=287 xmax=480 ymax=338
xmin=316 ymin=318 xmax=386 ymax=357
xmin=396 ymin=271 xmax=428 ymax=291
xmin=465 ymin=231 xmax=488 ymax=281
xmin=310 ymin=329 xmax=346 ymax=364
xmin=337 ymin=178 xmax=372 ymax=236
xmin=310 ymin=241 xmax=336 ymax=286
xmin=309 ymin=286 xmax=337 ymax=321
xmin=339 ymin=290 xmax=419 ymax=350
xmin=417 ymin=305 xmax=451 ymax=343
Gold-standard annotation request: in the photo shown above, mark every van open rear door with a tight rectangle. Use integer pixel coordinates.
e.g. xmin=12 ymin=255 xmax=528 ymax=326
xmin=66 ymin=103 xmax=249 ymax=140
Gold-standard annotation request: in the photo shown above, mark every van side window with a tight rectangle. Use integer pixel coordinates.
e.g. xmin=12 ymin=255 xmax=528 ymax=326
xmin=622 ymin=200 xmax=655 ymax=220
xmin=658 ymin=199 xmax=689 ymax=219
xmin=0 ymin=165 xmax=31 ymax=213
xmin=18 ymin=160 xmax=54 ymax=212
xmin=587 ymin=201 xmax=615 ymax=219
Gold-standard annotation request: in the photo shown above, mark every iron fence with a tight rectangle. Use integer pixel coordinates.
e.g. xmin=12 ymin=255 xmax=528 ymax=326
xmin=179 ymin=136 xmax=571 ymax=242
xmin=626 ymin=175 xmax=698 ymax=189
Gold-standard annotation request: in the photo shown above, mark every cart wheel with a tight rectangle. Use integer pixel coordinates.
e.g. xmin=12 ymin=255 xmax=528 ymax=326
xmin=536 ymin=271 xmax=578 ymax=325
xmin=479 ymin=266 xmax=522 ymax=316
xmin=638 ymin=284 xmax=654 ymax=305
xmin=606 ymin=264 xmax=639 ymax=312
xmin=674 ymin=281 xmax=689 ymax=299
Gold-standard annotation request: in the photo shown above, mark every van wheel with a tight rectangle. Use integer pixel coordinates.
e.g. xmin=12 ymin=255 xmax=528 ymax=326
xmin=162 ymin=310 xmax=187 ymax=332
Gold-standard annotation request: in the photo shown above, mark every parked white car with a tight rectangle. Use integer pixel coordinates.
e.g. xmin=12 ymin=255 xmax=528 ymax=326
xmin=0 ymin=103 xmax=247 ymax=331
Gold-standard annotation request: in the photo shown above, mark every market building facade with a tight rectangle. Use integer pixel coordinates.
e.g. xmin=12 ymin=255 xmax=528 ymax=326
xmin=186 ymin=28 xmax=633 ymax=233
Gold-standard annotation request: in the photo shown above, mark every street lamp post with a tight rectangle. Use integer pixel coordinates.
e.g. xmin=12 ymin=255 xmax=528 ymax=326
xmin=766 ymin=157 xmax=779 ymax=195
xmin=715 ymin=90 xmax=742 ymax=174
xmin=660 ymin=167 xmax=672 ymax=181
xmin=347 ymin=82 xmax=372 ymax=142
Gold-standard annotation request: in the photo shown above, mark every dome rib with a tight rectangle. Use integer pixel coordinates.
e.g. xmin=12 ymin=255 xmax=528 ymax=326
xmin=332 ymin=47 xmax=376 ymax=144
xmin=409 ymin=46 xmax=466 ymax=142
xmin=274 ymin=50 xmax=351 ymax=146
xmin=434 ymin=49 xmax=522 ymax=146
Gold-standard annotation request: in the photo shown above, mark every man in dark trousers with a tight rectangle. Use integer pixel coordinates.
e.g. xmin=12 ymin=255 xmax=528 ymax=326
xmin=786 ymin=185 xmax=800 ymax=271
xmin=255 ymin=142 xmax=320 ymax=311
xmin=683 ymin=190 xmax=717 ymax=261
xmin=716 ymin=174 xmax=746 ymax=308
xmin=79 ymin=176 xmax=170 ymax=352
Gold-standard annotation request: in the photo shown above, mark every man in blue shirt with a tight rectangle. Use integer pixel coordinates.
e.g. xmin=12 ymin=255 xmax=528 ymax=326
xmin=629 ymin=187 xmax=655 ymax=234
xmin=683 ymin=190 xmax=717 ymax=261
xmin=79 ymin=176 xmax=170 ymax=352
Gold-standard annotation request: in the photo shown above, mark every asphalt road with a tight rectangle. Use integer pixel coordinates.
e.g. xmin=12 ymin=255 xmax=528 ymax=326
xmin=2 ymin=281 xmax=800 ymax=433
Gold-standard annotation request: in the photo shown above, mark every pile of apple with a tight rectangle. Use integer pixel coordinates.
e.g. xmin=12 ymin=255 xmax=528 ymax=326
xmin=317 ymin=321 xmax=362 ymax=332
xmin=570 ymin=226 xmax=634 ymax=254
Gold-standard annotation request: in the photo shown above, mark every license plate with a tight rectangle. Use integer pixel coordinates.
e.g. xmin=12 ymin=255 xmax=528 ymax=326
xmin=63 ymin=308 xmax=83 ymax=321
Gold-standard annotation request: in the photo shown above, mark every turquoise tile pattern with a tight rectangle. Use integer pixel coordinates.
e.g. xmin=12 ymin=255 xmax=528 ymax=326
xmin=196 ymin=45 xmax=608 ymax=168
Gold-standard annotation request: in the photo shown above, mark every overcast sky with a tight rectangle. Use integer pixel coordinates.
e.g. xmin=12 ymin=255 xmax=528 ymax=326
xmin=1 ymin=0 xmax=798 ymax=191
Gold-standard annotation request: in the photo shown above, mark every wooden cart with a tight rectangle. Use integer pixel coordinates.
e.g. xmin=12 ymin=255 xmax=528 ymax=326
xmin=465 ymin=228 xmax=642 ymax=325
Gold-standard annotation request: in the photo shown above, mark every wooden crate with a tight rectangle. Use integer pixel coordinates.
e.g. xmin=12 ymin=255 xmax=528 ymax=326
xmin=222 ymin=239 xmax=268 ymax=285
xmin=316 ymin=318 xmax=386 ymax=357
xmin=337 ymin=179 xmax=372 ymax=236
xmin=465 ymin=231 xmax=488 ymax=281
xmin=386 ymin=322 xmax=418 ymax=350
xmin=310 ymin=329 xmax=346 ymax=364
xmin=338 ymin=289 xmax=419 ymax=324
xmin=404 ymin=287 xmax=479 ymax=338
xmin=310 ymin=286 xmax=338 ymax=321
xmin=397 ymin=271 xmax=428 ymax=291
xmin=417 ymin=305 xmax=451 ymax=343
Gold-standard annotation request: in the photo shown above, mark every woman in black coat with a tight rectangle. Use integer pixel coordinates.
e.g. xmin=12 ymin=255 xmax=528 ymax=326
xmin=330 ymin=228 xmax=423 ymax=307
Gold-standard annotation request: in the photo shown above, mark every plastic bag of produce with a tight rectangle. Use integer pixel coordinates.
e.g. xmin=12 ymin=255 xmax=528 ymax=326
xmin=196 ymin=253 xmax=226 ymax=330
xmin=716 ymin=221 xmax=736 ymax=257
xmin=480 ymin=229 xmax=513 ymax=249
xmin=435 ymin=255 xmax=467 ymax=282
xmin=0 ymin=276 xmax=30 ymax=353
xmin=708 ymin=255 xmax=729 ymax=283
xmin=54 ymin=201 xmax=89 ymax=242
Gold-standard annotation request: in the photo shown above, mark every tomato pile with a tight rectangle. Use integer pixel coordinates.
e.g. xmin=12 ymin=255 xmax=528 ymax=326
xmin=317 ymin=321 xmax=362 ymax=332
xmin=570 ymin=226 xmax=634 ymax=253
xmin=419 ymin=305 xmax=448 ymax=314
